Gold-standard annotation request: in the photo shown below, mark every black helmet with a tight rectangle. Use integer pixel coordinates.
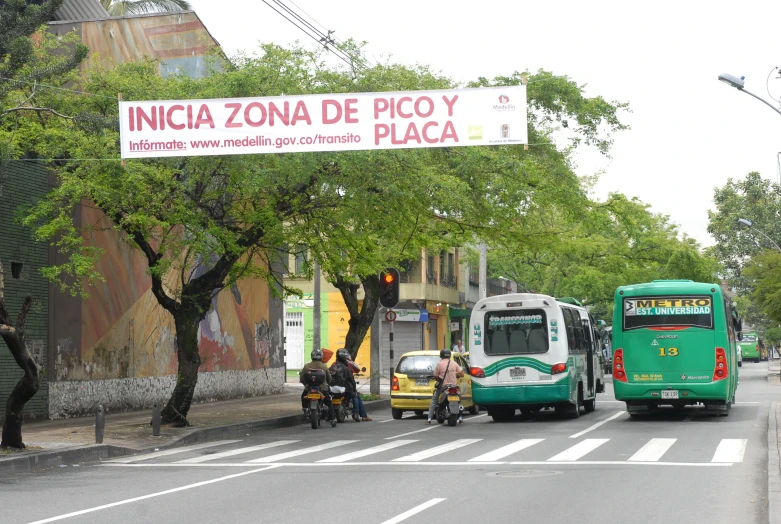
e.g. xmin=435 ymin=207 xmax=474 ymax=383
xmin=440 ymin=349 xmax=451 ymax=359
xmin=311 ymin=348 xmax=323 ymax=361
xmin=336 ymin=348 xmax=350 ymax=363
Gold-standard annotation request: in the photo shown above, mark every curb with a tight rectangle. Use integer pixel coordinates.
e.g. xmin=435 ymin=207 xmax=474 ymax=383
xmin=769 ymin=401 xmax=781 ymax=524
xmin=0 ymin=398 xmax=391 ymax=475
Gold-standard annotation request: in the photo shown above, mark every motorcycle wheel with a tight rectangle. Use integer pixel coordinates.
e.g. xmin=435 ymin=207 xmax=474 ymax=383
xmin=436 ymin=415 xmax=445 ymax=424
xmin=331 ymin=418 xmax=337 ymax=428
xmin=336 ymin=406 xmax=345 ymax=423
xmin=448 ymin=413 xmax=459 ymax=426
xmin=311 ymin=412 xmax=318 ymax=429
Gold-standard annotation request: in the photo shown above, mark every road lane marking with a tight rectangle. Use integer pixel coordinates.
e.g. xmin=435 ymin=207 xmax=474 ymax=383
xmin=569 ymin=411 xmax=626 ymax=438
xmin=384 ymin=425 xmax=440 ymax=439
xmin=318 ymin=440 xmax=417 ymax=463
xmin=392 ymin=439 xmax=482 ymax=462
xmin=105 ymin=440 xmax=242 ymax=464
xmin=377 ymin=419 xmax=395 ymax=423
xmin=27 ymin=465 xmax=280 ymax=523
xmin=245 ymin=440 xmax=357 ymax=463
xmin=101 ymin=461 xmax=733 ymax=468
xmin=176 ymin=440 xmax=298 ymax=464
xmin=628 ymin=438 xmax=677 ymax=462
xmin=711 ymin=439 xmax=748 ymax=463
xmin=548 ymin=438 xmax=609 ymax=461
xmin=468 ymin=439 xmax=545 ymax=462
xmin=380 ymin=498 xmax=446 ymax=524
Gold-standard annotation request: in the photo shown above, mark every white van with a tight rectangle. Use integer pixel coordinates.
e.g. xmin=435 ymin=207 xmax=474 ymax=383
xmin=469 ymin=294 xmax=605 ymax=422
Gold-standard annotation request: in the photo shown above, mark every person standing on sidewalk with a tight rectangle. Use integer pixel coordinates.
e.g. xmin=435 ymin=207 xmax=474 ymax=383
xmin=330 ymin=349 xmax=372 ymax=421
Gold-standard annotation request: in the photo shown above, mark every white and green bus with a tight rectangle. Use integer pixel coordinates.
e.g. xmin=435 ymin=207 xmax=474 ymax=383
xmin=469 ymin=294 xmax=605 ymax=422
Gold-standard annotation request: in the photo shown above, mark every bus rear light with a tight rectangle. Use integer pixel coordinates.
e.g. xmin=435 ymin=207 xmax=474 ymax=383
xmin=551 ymin=362 xmax=567 ymax=375
xmin=391 ymin=376 xmax=400 ymax=391
xmin=470 ymin=367 xmax=485 ymax=378
xmin=713 ymin=347 xmax=728 ymax=381
xmin=613 ymin=349 xmax=627 ymax=382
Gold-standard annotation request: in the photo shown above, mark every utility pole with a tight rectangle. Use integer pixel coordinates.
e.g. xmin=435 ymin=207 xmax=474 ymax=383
xmin=479 ymin=242 xmax=487 ymax=300
xmin=313 ymin=261 xmax=321 ymax=353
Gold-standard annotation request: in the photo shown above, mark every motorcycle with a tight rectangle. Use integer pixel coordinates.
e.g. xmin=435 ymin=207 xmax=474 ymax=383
xmin=428 ymin=376 xmax=463 ymax=427
xmin=301 ymin=369 xmax=337 ymax=429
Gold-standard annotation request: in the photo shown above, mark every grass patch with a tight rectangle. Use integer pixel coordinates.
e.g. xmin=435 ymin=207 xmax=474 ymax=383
xmin=286 ymin=369 xmax=301 ymax=378
xmin=0 ymin=445 xmax=43 ymax=455
xmin=360 ymin=393 xmax=381 ymax=401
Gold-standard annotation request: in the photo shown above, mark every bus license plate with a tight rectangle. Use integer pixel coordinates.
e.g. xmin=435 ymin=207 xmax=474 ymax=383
xmin=416 ymin=378 xmax=430 ymax=386
xmin=510 ymin=367 xmax=526 ymax=378
xmin=661 ymin=390 xmax=679 ymax=399
xmin=447 ymin=396 xmax=460 ymax=401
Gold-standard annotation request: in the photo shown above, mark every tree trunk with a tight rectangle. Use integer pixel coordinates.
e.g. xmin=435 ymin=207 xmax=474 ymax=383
xmin=0 ymin=261 xmax=39 ymax=449
xmin=334 ymin=274 xmax=381 ymax=360
xmin=160 ymin=307 xmax=202 ymax=426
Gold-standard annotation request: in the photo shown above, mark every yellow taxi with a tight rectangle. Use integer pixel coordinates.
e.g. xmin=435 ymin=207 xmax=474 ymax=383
xmin=390 ymin=350 xmax=478 ymax=419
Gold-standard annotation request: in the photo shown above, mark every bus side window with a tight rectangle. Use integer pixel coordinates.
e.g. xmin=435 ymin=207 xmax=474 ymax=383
xmin=562 ymin=308 xmax=577 ymax=352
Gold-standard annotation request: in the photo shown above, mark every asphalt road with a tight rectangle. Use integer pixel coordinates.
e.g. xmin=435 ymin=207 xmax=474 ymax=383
xmin=3 ymin=364 xmax=775 ymax=524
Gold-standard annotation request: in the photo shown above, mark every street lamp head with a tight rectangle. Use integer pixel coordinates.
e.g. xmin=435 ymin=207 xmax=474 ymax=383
xmin=738 ymin=218 xmax=753 ymax=227
xmin=718 ymin=73 xmax=745 ymax=90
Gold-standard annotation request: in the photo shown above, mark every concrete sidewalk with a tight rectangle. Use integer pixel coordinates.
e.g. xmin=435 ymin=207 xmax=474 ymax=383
xmin=767 ymin=360 xmax=780 ymax=524
xmin=0 ymin=385 xmax=389 ymax=474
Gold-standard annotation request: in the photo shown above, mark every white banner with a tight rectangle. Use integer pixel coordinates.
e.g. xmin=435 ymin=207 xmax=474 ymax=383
xmin=118 ymin=86 xmax=527 ymax=158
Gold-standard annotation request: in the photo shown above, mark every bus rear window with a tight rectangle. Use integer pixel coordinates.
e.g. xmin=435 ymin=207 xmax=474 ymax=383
xmin=623 ymin=295 xmax=713 ymax=330
xmin=485 ymin=309 xmax=549 ymax=355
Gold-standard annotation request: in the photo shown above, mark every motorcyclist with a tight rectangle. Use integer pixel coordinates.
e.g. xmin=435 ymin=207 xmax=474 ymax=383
xmin=301 ymin=348 xmax=336 ymax=423
xmin=427 ymin=349 xmax=464 ymax=425
xmin=330 ymin=348 xmax=372 ymax=422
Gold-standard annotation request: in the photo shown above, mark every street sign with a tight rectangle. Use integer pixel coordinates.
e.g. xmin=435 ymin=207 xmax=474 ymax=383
xmin=385 ymin=310 xmax=397 ymax=322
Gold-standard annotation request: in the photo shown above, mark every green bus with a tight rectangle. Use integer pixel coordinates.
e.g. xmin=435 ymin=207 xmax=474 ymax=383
xmin=738 ymin=331 xmax=760 ymax=363
xmin=612 ymin=280 xmax=740 ymax=416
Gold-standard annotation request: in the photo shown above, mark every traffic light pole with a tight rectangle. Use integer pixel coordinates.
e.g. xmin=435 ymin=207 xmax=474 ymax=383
xmin=389 ymin=318 xmax=394 ymax=382
xmin=370 ymin=307 xmax=381 ymax=395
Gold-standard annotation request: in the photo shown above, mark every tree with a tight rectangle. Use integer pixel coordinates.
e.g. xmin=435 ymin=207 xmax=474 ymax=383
xmin=743 ymin=251 xmax=781 ymax=325
xmin=100 ymin=0 xmax=191 ymax=16
xmin=0 ymin=0 xmax=87 ymax=449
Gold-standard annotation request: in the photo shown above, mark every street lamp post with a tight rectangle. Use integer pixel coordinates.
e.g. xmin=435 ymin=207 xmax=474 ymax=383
xmin=718 ymin=73 xmax=781 ymax=116
xmin=737 ymin=217 xmax=781 ymax=252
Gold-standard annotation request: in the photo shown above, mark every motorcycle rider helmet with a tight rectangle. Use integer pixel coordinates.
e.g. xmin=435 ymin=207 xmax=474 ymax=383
xmin=336 ymin=348 xmax=350 ymax=363
xmin=440 ymin=349 xmax=451 ymax=359
xmin=311 ymin=348 xmax=323 ymax=361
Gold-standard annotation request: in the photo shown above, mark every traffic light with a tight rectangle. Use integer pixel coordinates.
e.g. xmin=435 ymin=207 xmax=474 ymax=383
xmin=379 ymin=268 xmax=400 ymax=308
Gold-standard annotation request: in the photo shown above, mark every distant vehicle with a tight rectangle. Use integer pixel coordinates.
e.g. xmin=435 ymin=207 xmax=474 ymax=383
xmin=739 ymin=332 xmax=760 ymax=363
xmin=468 ymin=294 xmax=605 ymax=422
xmin=390 ymin=350 xmax=478 ymax=419
xmin=612 ymin=280 xmax=740 ymax=416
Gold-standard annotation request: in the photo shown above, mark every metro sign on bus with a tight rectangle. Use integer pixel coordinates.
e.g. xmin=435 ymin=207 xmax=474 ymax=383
xmin=118 ymin=86 xmax=527 ymax=158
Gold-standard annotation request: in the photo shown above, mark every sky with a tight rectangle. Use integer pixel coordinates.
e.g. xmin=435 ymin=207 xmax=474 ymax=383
xmin=187 ymin=0 xmax=781 ymax=247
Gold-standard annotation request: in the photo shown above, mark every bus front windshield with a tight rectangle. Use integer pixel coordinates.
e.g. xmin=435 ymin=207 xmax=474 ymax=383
xmin=623 ymin=295 xmax=713 ymax=331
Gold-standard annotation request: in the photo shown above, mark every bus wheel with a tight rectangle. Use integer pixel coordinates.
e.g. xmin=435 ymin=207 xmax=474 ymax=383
xmin=584 ymin=397 xmax=596 ymax=413
xmin=719 ymin=402 xmax=731 ymax=417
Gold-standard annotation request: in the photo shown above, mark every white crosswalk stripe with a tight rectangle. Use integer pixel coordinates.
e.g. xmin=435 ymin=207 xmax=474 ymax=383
xmin=318 ymin=440 xmax=417 ymax=463
xmin=106 ymin=440 xmax=242 ymax=464
xmin=711 ymin=439 xmax=748 ymax=463
xmin=468 ymin=439 xmax=545 ymax=462
xmin=628 ymin=438 xmax=677 ymax=462
xmin=244 ymin=440 xmax=358 ymax=463
xmin=547 ymin=439 xmax=609 ymax=462
xmin=392 ymin=439 xmax=482 ymax=462
xmin=176 ymin=441 xmax=299 ymax=464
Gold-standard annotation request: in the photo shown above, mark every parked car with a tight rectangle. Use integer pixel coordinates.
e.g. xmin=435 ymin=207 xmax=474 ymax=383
xmin=390 ymin=350 xmax=479 ymax=419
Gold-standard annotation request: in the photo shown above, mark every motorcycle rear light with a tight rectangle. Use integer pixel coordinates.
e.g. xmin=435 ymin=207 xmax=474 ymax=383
xmin=470 ymin=367 xmax=485 ymax=378
xmin=551 ymin=362 xmax=567 ymax=375
xmin=448 ymin=386 xmax=459 ymax=394
xmin=391 ymin=376 xmax=399 ymax=391
xmin=613 ymin=349 xmax=627 ymax=382
xmin=713 ymin=347 xmax=728 ymax=381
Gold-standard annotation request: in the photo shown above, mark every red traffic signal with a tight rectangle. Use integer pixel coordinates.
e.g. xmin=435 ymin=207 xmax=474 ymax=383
xmin=379 ymin=268 xmax=400 ymax=308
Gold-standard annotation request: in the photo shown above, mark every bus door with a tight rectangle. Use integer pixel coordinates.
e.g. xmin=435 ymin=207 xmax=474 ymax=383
xmin=622 ymin=295 xmax=716 ymax=384
xmin=580 ymin=312 xmax=595 ymax=396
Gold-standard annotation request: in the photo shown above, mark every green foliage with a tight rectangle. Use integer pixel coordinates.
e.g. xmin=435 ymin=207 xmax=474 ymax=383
xmin=743 ymin=251 xmax=781 ymax=325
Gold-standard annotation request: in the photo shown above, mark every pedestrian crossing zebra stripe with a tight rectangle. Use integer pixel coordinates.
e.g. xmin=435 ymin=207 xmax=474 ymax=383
xmin=103 ymin=437 xmax=749 ymax=466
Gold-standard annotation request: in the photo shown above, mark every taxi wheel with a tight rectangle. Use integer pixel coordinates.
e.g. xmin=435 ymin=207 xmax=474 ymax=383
xmin=468 ymin=403 xmax=479 ymax=415
xmin=392 ymin=408 xmax=404 ymax=420
xmin=414 ymin=410 xmax=425 ymax=417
